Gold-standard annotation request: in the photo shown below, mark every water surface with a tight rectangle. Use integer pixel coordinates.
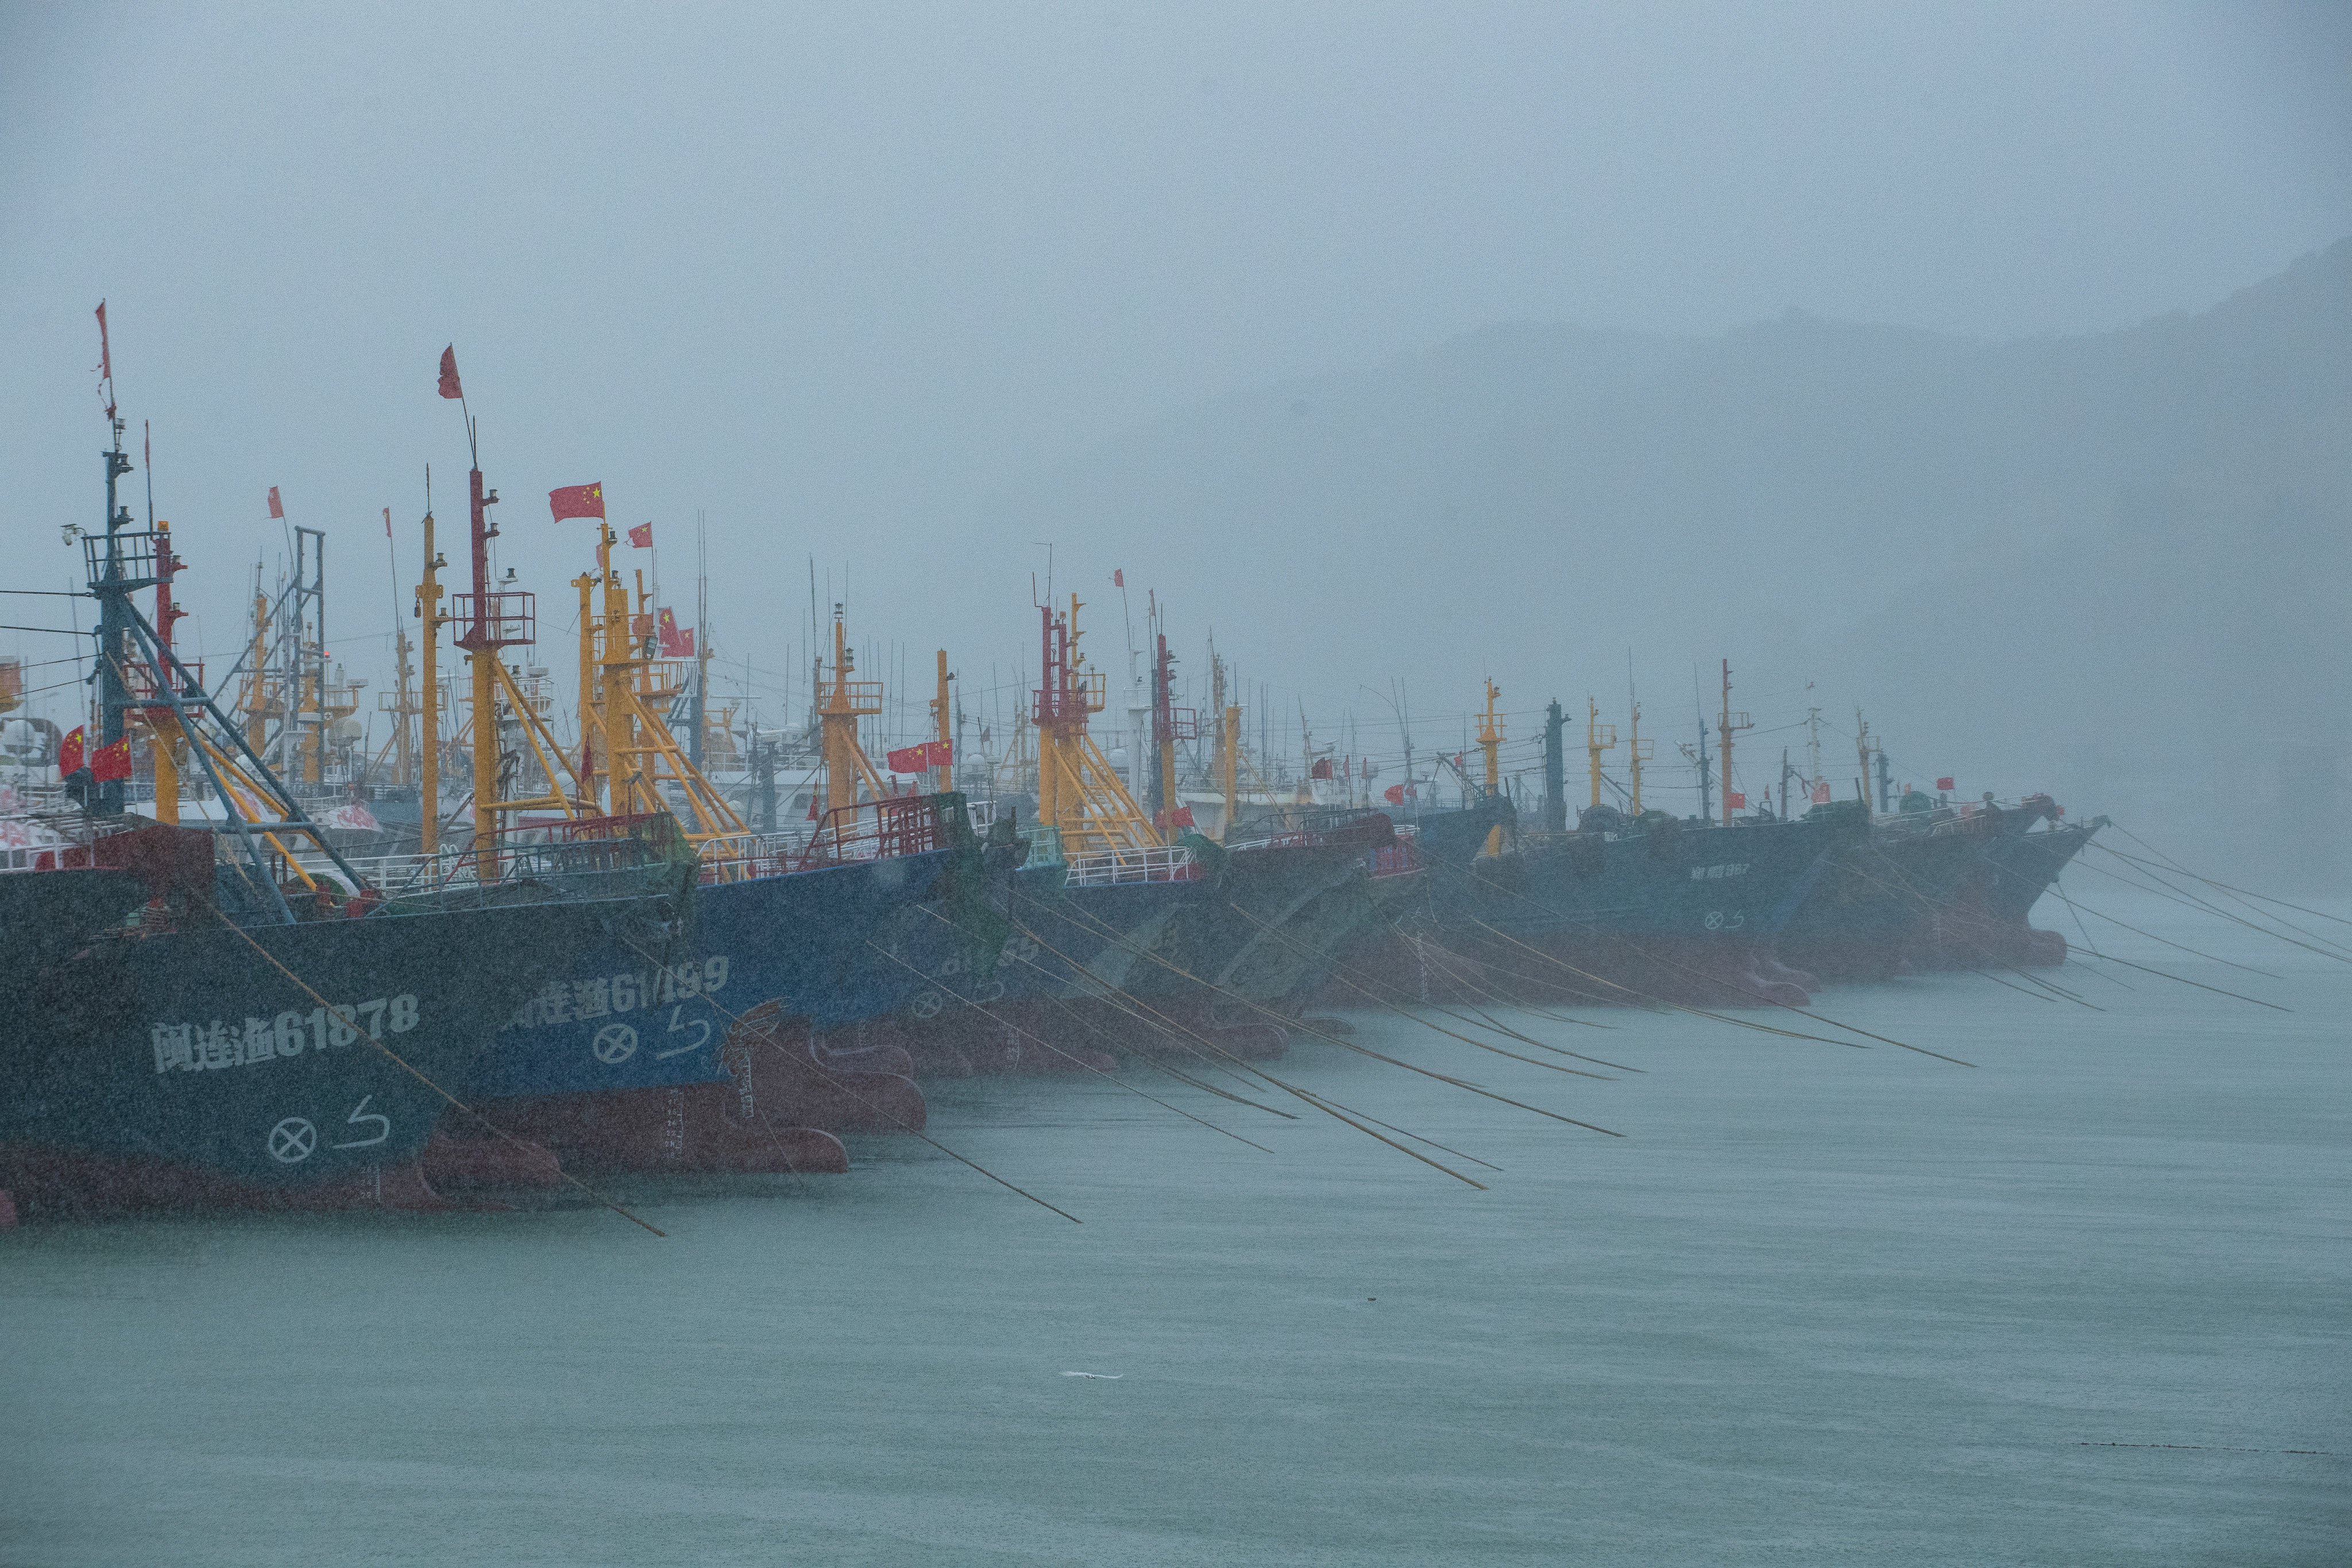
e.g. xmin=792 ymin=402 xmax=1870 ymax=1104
xmin=3 ymin=891 xmax=2345 ymax=1565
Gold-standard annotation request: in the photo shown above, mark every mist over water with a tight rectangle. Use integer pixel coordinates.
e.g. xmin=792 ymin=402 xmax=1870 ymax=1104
xmin=3 ymin=6 xmax=2348 ymax=888
xmin=5 ymin=889 xmax=2343 ymax=1566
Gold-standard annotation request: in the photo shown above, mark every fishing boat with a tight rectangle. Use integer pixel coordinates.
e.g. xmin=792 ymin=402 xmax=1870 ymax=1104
xmin=1344 ymin=678 xmax=1858 ymax=1007
xmin=0 ymin=392 xmax=674 ymax=1215
xmin=871 ymin=598 xmax=1398 ymax=1070
xmin=1910 ymin=795 xmax=2102 ymax=970
xmin=1772 ymin=793 xmax=2100 ymax=978
xmin=1388 ymin=798 xmax=1857 ymax=1006
xmin=415 ymin=455 xmax=973 ymax=1168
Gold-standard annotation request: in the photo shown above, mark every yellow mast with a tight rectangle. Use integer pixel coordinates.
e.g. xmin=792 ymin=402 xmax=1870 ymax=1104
xmin=148 ymin=710 xmax=180 ymax=824
xmin=1854 ymin=708 xmax=1873 ymax=812
xmin=599 ymin=531 xmax=635 ymax=812
xmin=1717 ymin=659 xmax=1751 ymax=827
xmin=1208 ymin=651 xmax=1234 ymax=840
xmin=416 ymin=509 xmax=445 ymax=853
xmin=1222 ymin=703 xmax=1240 ymax=840
xmin=1585 ymin=697 xmax=1615 ymax=810
xmin=817 ymin=607 xmax=885 ymax=814
xmin=1150 ymin=609 xmax=1179 ymax=836
xmin=298 ymin=613 xmax=325 ymax=785
xmin=546 ymin=517 xmax=741 ymax=844
xmin=1478 ymin=679 xmax=1504 ymax=856
xmin=1627 ymin=698 xmax=1647 ymax=814
xmin=573 ymin=567 xmax=600 ymax=805
xmin=382 ymin=625 xmax=416 ymax=790
xmin=240 ymin=584 xmax=269 ymax=753
xmin=144 ymin=520 xmax=184 ymax=825
xmin=930 ymin=648 xmax=953 ymax=793
xmin=1033 ymin=594 xmax=1156 ymax=855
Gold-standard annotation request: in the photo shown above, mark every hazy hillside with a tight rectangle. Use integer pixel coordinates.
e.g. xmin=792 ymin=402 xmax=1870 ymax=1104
xmin=972 ymin=240 xmax=2352 ymax=885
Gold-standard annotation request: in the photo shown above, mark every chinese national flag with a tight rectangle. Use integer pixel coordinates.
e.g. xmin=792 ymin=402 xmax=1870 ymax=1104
xmin=1936 ymin=776 xmax=1955 ymax=792
xmin=630 ymin=612 xmax=654 ymax=642
xmin=1725 ymin=791 xmax=1746 ymax=810
xmin=1811 ymin=781 xmax=1832 ymax=805
xmin=627 ymin=522 xmax=652 ymax=549
xmin=656 ymin=608 xmax=693 ymax=658
xmin=1383 ymin=783 xmax=1409 ymax=805
xmin=926 ymin=739 xmax=952 ymax=768
xmin=438 ymin=346 xmax=464 ymax=400
xmin=57 ymin=725 xmax=86 ymax=777
xmin=90 ymin=736 xmax=134 ymax=782
xmin=267 ymin=486 xmax=284 ymax=520
xmin=548 ymin=482 xmax=605 ymax=522
xmin=885 ymin=744 xmax=927 ymax=774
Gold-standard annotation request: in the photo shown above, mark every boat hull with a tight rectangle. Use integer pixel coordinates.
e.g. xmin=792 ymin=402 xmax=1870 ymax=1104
xmin=0 ymin=896 xmax=647 ymax=1205
xmin=472 ymin=850 xmax=953 ymax=1100
xmin=1370 ymin=812 xmax=1853 ymax=1006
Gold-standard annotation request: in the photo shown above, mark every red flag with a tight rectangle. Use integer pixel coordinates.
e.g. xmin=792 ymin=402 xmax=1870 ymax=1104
xmin=383 ymin=506 xmax=392 ymax=539
xmin=267 ymin=486 xmax=284 ymax=520
xmin=1936 ymin=776 xmax=1955 ymax=792
xmin=656 ymin=608 xmax=693 ymax=658
xmin=806 ymin=794 xmax=821 ymax=821
xmin=626 ymin=522 xmax=652 ymax=549
xmin=549 ymin=482 xmax=605 ymax=521
xmin=1310 ymin=758 xmax=1334 ymax=780
xmin=438 ymin=346 xmax=464 ymax=400
xmin=91 ymin=736 xmax=134 ymax=782
xmin=1726 ymin=791 xmax=1747 ymax=810
xmin=886 ymin=744 xmax=928 ymax=774
xmin=629 ymin=612 xmax=654 ymax=642
xmin=95 ymin=301 xmax=115 ymax=416
xmin=1113 ymin=569 xmax=1123 ymax=587
xmin=1811 ymin=781 xmax=1831 ymax=805
xmin=57 ymin=725 xmax=86 ymax=778
xmin=927 ymin=739 xmax=952 ymax=768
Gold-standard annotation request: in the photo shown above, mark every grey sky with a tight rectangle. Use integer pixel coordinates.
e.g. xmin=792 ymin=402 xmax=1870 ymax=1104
xmin=3 ymin=1 xmax=2346 ymax=747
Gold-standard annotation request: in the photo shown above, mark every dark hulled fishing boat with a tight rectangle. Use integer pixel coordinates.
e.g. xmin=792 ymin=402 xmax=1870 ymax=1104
xmin=1062 ymin=817 xmax=1390 ymax=1043
xmin=0 ymin=384 xmax=674 ymax=1215
xmin=1765 ymin=800 xmax=1986 ymax=979
xmin=1913 ymin=797 xmax=2103 ymax=970
xmin=1370 ymin=797 xmax=1859 ymax=1007
xmin=475 ymin=797 xmax=972 ymax=1108
xmin=1774 ymin=795 xmax=2100 ymax=978
xmin=0 ymin=842 xmax=669 ymax=1210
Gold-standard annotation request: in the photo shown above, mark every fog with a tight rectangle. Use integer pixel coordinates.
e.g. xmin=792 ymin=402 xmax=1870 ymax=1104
xmin=5 ymin=2 xmax=2349 ymax=879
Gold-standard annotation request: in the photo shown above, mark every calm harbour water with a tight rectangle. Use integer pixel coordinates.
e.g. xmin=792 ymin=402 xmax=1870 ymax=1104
xmin=2 ymin=890 xmax=2346 ymax=1566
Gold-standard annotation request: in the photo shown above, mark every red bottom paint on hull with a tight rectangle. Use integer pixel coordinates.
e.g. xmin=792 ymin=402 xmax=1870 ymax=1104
xmin=472 ymin=1003 xmax=918 ymax=1174
xmin=479 ymin=1084 xmax=852 ymax=1175
xmin=419 ymin=1129 xmax=567 ymax=1190
xmin=1337 ymin=931 xmax=1810 ymax=1010
xmin=1782 ymin=916 xmax=2070 ymax=978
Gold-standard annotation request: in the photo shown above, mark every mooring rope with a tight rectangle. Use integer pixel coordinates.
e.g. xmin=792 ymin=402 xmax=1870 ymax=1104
xmin=213 ymin=908 xmax=666 ymax=1236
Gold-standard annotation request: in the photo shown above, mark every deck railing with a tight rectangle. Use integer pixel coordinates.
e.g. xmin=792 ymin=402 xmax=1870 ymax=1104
xmin=794 ymin=794 xmax=944 ymax=870
xmin=1063 ymin=844 xmax=1198 ymax=887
